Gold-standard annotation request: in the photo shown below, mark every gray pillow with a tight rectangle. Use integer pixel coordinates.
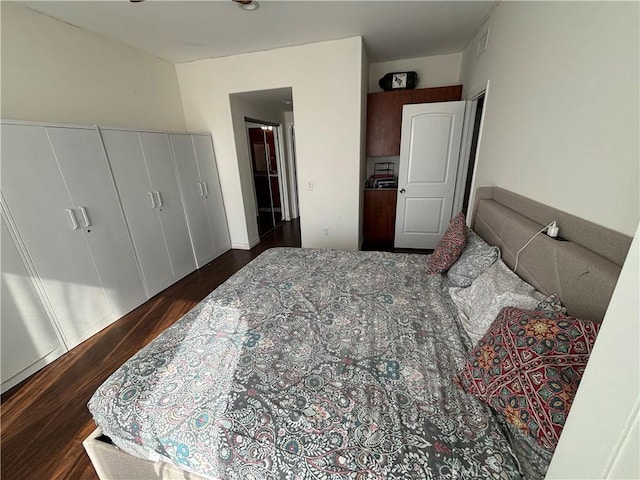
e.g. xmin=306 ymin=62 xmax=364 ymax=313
xmin=449 ymin=259 xmax=544 ymax=345
xmin=447 ymin=230 xmax=500 ymax=288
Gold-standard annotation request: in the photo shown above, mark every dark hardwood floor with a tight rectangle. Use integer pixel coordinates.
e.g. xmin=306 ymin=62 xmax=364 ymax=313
xmin=1 ymin=220 xmax=301 ymax=480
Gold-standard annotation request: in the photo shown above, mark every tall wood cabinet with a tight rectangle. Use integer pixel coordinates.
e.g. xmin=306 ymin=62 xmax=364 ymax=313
xmin=0 ymin=120 xmax=230 ymax=392
xmin=363 ymin=85 xmax=463 ymax=246
xmin=366 ymin=85 xmax=463 ymax=157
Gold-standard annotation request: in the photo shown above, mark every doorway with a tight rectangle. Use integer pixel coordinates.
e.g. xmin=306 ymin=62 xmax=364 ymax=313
xmin=246 ymin=121 xmax=284 ymax=238
xmin=461 ymin=93 xmax=485 ymax=214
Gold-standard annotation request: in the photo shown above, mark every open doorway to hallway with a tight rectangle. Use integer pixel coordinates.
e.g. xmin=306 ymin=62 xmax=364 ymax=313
xmin=230 ymin=87 xmax=300 ymax=246
xmin=246 ymin=121 xmax=284 ymax=238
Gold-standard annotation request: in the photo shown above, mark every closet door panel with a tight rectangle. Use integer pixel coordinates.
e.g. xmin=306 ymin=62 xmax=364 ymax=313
xmin=192 ymin=134 xmax=231 ymax=255
xmin=46 ymin=127 xmax=146 ymax=314
xmin=0 ymin=123 xmax=112 ymax=340
xmin=138 ymin=132 xmax=195 ymax=278
xmin=1 ymin=215 xmax=66 ymax=392
xmin=100 ymin=129 xmax=174 ymax=296
xmin=170 ymin=133 xmax=215 ymax=266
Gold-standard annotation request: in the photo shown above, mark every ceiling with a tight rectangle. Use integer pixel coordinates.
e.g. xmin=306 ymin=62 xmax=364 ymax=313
xmin=21 ymin=1 xmax=497 ymax=64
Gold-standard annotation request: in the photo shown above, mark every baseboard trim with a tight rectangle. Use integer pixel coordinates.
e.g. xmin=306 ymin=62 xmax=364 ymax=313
xmin=232 ymin=237 xmax=260 ymax=250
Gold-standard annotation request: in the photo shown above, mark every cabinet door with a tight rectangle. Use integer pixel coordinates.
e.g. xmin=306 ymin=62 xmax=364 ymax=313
xmin=363 ymin=190 xmax=397 ymax=244
xmin=139 ymin=132 xmax=196 ymax=279
xmin=366 ymin=86 xmax=464 ymax=157
xmin=0 ymin=123 xmax=112 ymax=345
xmin=46 ymin=127 xmax=146 ymax=319
xmin=192 ymin=134 xmax=231 ymax=256
xmin=100 ymin=129 xmax=174 ymax=296
xmin=409 ymin=85 xmax=463 ymax=104
xmin=366 ymin=90 xmax=412 ymax=156
xmin=170 ymin=133 xmax=216 ymax=267
xmin=1 ymin=214 xmax=66 ymax=393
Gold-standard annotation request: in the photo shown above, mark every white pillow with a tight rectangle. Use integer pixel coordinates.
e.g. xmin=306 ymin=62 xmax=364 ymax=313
xmin=447 ymin=230 xmax=500 ymax=288
xmin=449 ymin=259 xmax=544 ymax=345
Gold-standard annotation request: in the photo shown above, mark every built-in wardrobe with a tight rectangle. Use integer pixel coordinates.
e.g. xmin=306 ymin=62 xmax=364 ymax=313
xmin=0 ymin=121 xmax=231 ymax=392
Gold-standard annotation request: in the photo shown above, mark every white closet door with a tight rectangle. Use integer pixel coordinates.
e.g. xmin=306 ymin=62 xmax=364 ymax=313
xmin=170 ymin=133 xmax=216 ymax=266
xmin=138 ymin=132 xmax=195 ymax=279
xmin=192 ymin=134 xmax=231 ymax=256
xmin=46 ymin=127 xmax=146 ymax=317
xmin=1 ymin=214 xmax=66 ymax=393
xmin=100 ymin=129 xmax=174 ymax=296
xmin=0 ymin=123 xmax=112 ymax=343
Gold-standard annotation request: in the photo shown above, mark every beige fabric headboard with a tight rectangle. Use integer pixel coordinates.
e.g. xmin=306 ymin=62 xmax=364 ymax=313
xmin=471 ymin=187 xmax=632 ymax=323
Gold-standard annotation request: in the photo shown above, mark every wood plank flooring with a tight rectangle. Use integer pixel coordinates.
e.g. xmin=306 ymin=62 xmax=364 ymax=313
xmin=1 ymin=220 xmax=301 ymax=480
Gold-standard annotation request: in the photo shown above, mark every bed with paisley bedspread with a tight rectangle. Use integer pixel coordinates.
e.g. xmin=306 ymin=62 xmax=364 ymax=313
xmin=89 ymin=247 xmax=520 ymax=479
xmin=84 ymin=187 xmax=631 ymax=480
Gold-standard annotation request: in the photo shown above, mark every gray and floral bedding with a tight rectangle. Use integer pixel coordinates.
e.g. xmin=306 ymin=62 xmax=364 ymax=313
xmin=88 ymin=248 xmax=522 ymax=479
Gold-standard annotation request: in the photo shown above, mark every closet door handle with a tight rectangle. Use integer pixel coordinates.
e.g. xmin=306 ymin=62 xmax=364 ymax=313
xmin=154 ymin=191 xmax=163 ymax=207
xmin=148 ymin=191 xmax=156 ymax=208
xmin=202 ymin=182 xmax=208 ymax=197
xmin=197 ymin=182 xmax=204 ymax=197
xmin=79 ymin=207 xmax=91 ymax=227
xmin=65 ymin=208 xmax=79 ymax=230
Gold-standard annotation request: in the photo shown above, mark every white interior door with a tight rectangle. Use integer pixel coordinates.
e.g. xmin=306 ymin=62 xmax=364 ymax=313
xmin=394 ymin=101 xmax=466 ymax=249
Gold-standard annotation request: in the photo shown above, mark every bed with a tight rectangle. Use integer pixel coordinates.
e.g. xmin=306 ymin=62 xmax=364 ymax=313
xmin=84 ymin=187 xmax=632 ymax=480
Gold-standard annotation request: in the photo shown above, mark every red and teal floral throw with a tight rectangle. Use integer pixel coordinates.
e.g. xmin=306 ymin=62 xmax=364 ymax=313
xmin=458 ymin=307 xmax=600 ymax=451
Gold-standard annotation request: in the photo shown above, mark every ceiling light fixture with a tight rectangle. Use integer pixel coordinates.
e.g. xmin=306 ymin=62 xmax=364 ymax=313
xmin=233 ymin=0 xmax=259 ymax=11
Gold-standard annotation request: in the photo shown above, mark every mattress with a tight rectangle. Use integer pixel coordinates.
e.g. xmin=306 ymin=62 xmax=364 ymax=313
xmin=88 ymin=248 xmax=521 ymax=479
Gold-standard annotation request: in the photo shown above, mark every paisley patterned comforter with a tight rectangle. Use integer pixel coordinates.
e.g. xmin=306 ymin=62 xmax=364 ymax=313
xmin=89 ymin=248 xmax=521 ymax=479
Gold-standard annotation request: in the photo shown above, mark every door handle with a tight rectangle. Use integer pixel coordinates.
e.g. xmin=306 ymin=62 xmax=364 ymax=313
xmin=154 ymin=191 xmax=163 ymax=207
xmin=148 ymin=191 xmax=156 ymax=208
xmin=202 ymin=181 xmax=208 ymax=197
xmin=399 ymin=188 xmax=406 ymax=194
xmin=65 ymin=209 xmax=79 ymax=230
xmin=197 ymin=182 xmax=204 ymax=197
xmin=79 ymin=207 xmax=91 ymax=227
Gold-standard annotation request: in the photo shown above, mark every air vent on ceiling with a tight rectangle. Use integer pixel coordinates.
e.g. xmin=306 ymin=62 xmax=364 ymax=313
xmin=476 ymin=27 xmax=490 ymax=58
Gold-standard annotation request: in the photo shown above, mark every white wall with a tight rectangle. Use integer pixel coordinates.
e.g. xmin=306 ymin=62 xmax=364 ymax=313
xmin=461 ymin=1 xmax=639 ymax=237
xmin=547 ymin=225 xmax=639 ymax=479
xmin=460 ymin=3 xmax=639 ymax=478
xmin=369 ymin=53 xmax=462 ymax=93
xmin=176 ymin=37 xmax=366 ymax=249
xmin=1 ymin=3 xmax=186 ymax=131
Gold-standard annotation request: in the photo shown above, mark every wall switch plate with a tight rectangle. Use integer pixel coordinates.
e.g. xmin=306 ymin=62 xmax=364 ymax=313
xmin=306 ymin=181 xmax=313 ymax=191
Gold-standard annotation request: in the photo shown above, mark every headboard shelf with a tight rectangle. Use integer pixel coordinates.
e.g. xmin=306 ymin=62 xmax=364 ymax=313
xmin=471 ymin=187 xmax=632 ymax=323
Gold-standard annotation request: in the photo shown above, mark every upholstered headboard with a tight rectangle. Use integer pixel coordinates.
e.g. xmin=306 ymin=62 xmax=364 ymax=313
xmin=471 ymin=187 xmax=632 ymax=323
